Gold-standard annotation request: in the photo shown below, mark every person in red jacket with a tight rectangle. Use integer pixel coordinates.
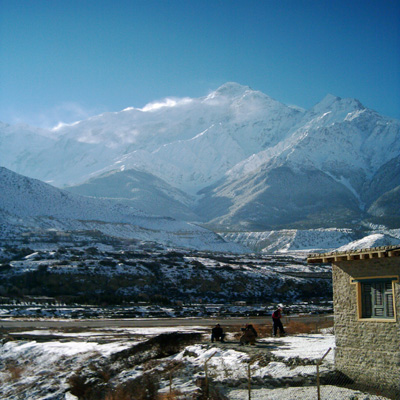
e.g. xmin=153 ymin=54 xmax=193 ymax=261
xmin=272 ymin=304 xmax=286 ymax=337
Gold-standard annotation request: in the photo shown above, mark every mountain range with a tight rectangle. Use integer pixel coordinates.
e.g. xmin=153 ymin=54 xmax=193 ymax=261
xmin=1 ymin=82 xmax=399 ymax=235
xmin=0 ymin=166 xmax=247 ymax=253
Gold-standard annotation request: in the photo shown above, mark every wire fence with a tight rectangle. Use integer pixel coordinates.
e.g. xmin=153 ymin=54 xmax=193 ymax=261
xmin=207 ymin=352 xmax=397 ymax=400
xmin=164 ymin=346 xmax=398 ymax=400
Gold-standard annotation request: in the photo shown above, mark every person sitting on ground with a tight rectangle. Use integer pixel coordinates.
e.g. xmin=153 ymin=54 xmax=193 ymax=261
xmin=272 ymin=304 xmax=286 ymax=337
xmin=211 ymin=323 xmax=226 ymax=343
xmin=239 ymin=324 xmax=258 ymax=345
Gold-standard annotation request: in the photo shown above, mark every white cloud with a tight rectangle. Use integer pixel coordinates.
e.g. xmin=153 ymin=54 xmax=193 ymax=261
xmin=47 ymin=102 xmax=104 ymax=130
xmin=140 ymin=97 xmax=193 ymax=112
xmin=1 ymin=102 xmax=105 ymax=130
xmin=51 ymin=120 xmax=81 ymax=131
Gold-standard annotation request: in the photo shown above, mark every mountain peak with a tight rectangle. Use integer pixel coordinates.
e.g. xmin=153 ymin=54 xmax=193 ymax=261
xmin=320 ymin=93 xmax=341 ymax=105
xmin=208 ymin=82 xmax=252 ymax=99
xmin=310 ymin=94 xmax=365 ymax=117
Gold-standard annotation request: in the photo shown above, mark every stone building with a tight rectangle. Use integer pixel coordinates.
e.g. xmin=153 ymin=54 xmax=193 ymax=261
xmin=308 ymin=245 xmax=400 ymax=397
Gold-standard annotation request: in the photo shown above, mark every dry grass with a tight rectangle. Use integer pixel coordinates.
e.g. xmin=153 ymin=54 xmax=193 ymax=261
xmin=258 ymin=318 xmax=333 ymax=336
xmin=218 ymin=318 xmax=333 ymax=340
xmin=285 ymin=321 xmax=315 ymax=334
xmin=104 ymin=388 xmax=133 ymax=400
xmin=158 ymin=390 xmax=184 ymax=400
xmin=4 ymin=361 xmax=25 ymax=381
xmin=287 ymin=318 xmax=333 ymax=334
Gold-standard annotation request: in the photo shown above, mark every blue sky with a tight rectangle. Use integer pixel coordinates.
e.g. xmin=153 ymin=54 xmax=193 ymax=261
xmin=1 ymin=0 xmax=399 ymax=128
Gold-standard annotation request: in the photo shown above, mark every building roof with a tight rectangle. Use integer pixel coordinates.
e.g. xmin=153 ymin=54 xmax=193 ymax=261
xmin=307 ymin=245 xmax=400 ymax=264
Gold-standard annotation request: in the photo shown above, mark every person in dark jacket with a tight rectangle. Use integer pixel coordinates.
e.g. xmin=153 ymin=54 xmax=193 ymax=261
xmin=272 ymin=304 xmax=286 ymax=337
xmin=211 ymin=323 xmax=225 ymax=342
xmin=240 ymin=324 xmax=258 ymax=345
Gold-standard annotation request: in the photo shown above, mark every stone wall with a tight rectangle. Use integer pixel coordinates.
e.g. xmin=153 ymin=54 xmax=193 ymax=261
xmin=332 ymin=257 xmax=400 ymax=397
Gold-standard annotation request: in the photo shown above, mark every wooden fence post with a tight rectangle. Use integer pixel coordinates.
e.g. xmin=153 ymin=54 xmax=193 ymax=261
xmin=317 ymin=347 xmax=331 ymax=400
xmin=167 ymin=363 xmax=181 ymax=396
xmin=204 ymin=351 xmax=217 ymax=399
xmin=247 ymin=355 xmax=262 ymax=400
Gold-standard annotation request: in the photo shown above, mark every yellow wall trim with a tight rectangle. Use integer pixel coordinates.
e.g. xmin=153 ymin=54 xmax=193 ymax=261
xmin=350 ymin=275 xmax=398 ymax=322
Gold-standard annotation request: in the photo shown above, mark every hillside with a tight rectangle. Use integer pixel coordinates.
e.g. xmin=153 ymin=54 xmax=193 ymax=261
xmin=0 ymin=240 xmax=332 ymax=306
xmin=65 ymin=168 xmax=198 ymax=221
xmin=0 ymin=167 xmax=246 ymax=253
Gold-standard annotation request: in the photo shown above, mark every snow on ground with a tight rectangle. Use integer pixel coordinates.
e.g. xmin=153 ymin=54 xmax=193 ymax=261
xmin=173 ymin=334 xmax=335 ymax=384
xmin=0 ymin=327 xmax=391 ymax=400
xmin=13 ymin=326 xmax=207 ymax=338
xmin=0 ymin=338 xmax=132 ymax=360
xmin=0 ymin=338 xmax=133 ymax=399
xmin=266 ymin=333 xmax=335 ymax=363
xmin=168 ymin=333 xmax=389 ymax=399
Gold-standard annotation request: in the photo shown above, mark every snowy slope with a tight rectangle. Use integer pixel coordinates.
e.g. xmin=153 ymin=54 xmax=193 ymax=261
xmin=335 ymin=232 xmax=400 ymax=252
xmin=65 ymin=168 xmax=199 ymax=221
xmin=220 ymin=228 xmax=400 ymax=254
xmin=220 ymin=229 xmax=355 ymax=253
xmin=0 ymin=167 xmax=247 ymax=252
xmin=224 ymin=95 xmax=399 ymax=192
xmin=196 ymin=94 xmax=400 ymax=229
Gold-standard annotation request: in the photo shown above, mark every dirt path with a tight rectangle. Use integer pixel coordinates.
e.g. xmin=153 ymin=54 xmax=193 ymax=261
xmin=0 ymin=316 xmax=263 ymax=329
xmin=0 ymin=314 xmax=330 ymax=330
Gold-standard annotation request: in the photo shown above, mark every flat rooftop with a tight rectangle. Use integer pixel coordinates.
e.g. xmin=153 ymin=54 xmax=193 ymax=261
xmin=307 ymin=245 xmax=400 ymax=264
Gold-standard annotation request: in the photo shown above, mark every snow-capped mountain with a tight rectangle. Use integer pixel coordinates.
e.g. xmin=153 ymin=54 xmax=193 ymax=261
xmin=65 ymin=168 xmax=199 ymax=221
xmin=200 ymin=93 xmax=399 ymax=229
xmin=0 ymin=167 xmax=247 ymax=252
xmin=1 ymin=82 xmax=399 ymax=230
xmin=0 ymin=83 xmax=303 ymax=190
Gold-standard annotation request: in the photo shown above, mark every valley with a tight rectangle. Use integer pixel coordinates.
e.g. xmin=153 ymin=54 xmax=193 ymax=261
xmin=0 ymin=82 xmax=399 ymax=319
xmin=0 ymin=233 xmax=333 ymax=315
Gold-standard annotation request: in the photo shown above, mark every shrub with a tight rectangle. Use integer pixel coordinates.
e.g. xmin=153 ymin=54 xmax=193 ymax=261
xmin=0 ymin=264 xmax=12 ymax=271
xmin=103 ymin=374 xmax=160 ymax=400
xmin=68 ymin=373 xmax=89 ymax=398
xmin=99 ymin=260 xmax=117 ymax=267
